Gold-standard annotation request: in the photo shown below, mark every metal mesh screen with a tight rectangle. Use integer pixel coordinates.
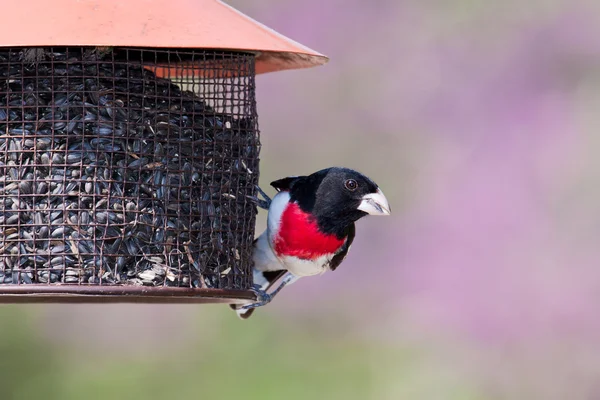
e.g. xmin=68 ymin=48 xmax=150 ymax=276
xmin=0 ymin=47 xmax=260 ymax=294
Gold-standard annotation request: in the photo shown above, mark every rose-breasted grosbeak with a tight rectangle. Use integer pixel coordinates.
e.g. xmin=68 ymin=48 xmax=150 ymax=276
xmin=231 ymin=167 xmax=391 ymax=319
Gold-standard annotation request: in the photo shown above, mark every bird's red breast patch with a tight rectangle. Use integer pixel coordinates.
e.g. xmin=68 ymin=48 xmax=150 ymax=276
xmin=274 ymin=202 xmax=345 ymax=260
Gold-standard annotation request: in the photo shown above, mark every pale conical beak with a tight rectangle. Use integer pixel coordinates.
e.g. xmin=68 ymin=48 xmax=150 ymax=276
xmin=357 ymin=188 xmax=391 ymax=216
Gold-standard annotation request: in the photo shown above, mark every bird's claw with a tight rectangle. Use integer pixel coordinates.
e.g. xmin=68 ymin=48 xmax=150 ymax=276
xmin=239 ymin=273 xmax=298 ymax=312
xmin=240 ymin=285 xmax=273 ymax=311
xmin=246 ymin=185 xmax=272 ymax=210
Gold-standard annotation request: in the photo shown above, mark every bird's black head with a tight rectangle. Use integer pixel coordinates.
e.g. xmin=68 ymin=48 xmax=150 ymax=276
xmin=286 ymin=167 xmax=391 ymax=238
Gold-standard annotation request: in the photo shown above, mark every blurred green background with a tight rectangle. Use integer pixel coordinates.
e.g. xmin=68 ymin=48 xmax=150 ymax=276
xmin=3 ymin=0 xmax=600 ymax=399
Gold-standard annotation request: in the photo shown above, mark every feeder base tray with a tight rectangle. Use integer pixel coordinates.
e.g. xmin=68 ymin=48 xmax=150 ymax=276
xmin=0 ymin=286 xmax=257 ymax=304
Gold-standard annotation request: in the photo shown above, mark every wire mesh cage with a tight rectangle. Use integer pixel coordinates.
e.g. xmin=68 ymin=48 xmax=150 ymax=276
xmin=0 ymin=47 xmax=260 ymax=303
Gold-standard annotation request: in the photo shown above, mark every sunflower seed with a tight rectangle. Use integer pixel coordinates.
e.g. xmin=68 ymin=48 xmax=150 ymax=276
xmin=0 ymin=47 xmax=259 ymax=289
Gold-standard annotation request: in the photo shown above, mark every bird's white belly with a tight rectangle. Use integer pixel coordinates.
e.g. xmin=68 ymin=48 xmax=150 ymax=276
xmin=253 ymin=231 xmax=283 ymax=272
xmin=280 ymin=254 xmax=332 ymax=277
xmin=254 ymin=190 xmax=336 ymax=278
xmin=253 ymin=229 xmax=332 ymax=279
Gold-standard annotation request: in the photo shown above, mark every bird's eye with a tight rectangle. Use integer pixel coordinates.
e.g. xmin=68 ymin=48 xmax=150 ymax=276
xmin=344 ymin=179 xmax=358 ymax=191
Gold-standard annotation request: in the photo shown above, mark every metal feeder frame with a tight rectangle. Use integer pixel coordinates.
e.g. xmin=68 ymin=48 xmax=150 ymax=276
xmin=0 ymin=0 xmax=328 ymax=304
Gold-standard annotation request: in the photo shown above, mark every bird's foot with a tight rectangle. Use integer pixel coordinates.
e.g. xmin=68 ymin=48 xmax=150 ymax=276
xmin=240 ymin=273 xmax=298 ymax=311
xmin=240 ymin=285 xmax=273 ymax=311
xmin=246 ymin=185 xmax=272 ymax=210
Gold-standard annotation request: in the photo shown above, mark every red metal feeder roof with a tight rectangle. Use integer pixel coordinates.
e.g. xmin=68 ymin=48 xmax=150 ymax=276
xmin=0 ymin=0 xmax=328 ymax=75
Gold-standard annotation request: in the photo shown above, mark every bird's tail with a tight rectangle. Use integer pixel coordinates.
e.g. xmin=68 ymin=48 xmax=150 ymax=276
xmin=229 ymin=304 xmax=255 ymax=319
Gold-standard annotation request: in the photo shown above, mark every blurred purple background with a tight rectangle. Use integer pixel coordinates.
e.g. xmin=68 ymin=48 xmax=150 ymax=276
xmin=233 ymin=0 xmax=600 ymax=397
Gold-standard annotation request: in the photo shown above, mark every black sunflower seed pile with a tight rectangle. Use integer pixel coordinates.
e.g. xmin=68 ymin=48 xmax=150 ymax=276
xmin=0 ymin=48 xmax=259 ymax=289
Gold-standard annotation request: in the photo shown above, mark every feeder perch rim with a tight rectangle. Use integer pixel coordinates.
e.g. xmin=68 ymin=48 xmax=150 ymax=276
xmin=0 ymin=0 xmax=329 ymax=75
xmin=0 ymin=286 xmax=258 ymax=304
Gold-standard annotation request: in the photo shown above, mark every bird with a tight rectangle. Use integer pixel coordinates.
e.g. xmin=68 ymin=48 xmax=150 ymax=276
xmin=231 ymin=167 xmax=391 ymax=319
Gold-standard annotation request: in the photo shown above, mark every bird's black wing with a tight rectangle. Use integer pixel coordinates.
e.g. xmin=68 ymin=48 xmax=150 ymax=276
xmin=329 ymin=223 xmax=356 ymax=271
xmin=270 ymin=176 xmax=304 ymax=192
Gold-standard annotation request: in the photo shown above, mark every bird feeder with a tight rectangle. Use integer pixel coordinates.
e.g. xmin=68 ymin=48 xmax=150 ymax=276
xmin=0 ymin=0 xmax=327 ymax=303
